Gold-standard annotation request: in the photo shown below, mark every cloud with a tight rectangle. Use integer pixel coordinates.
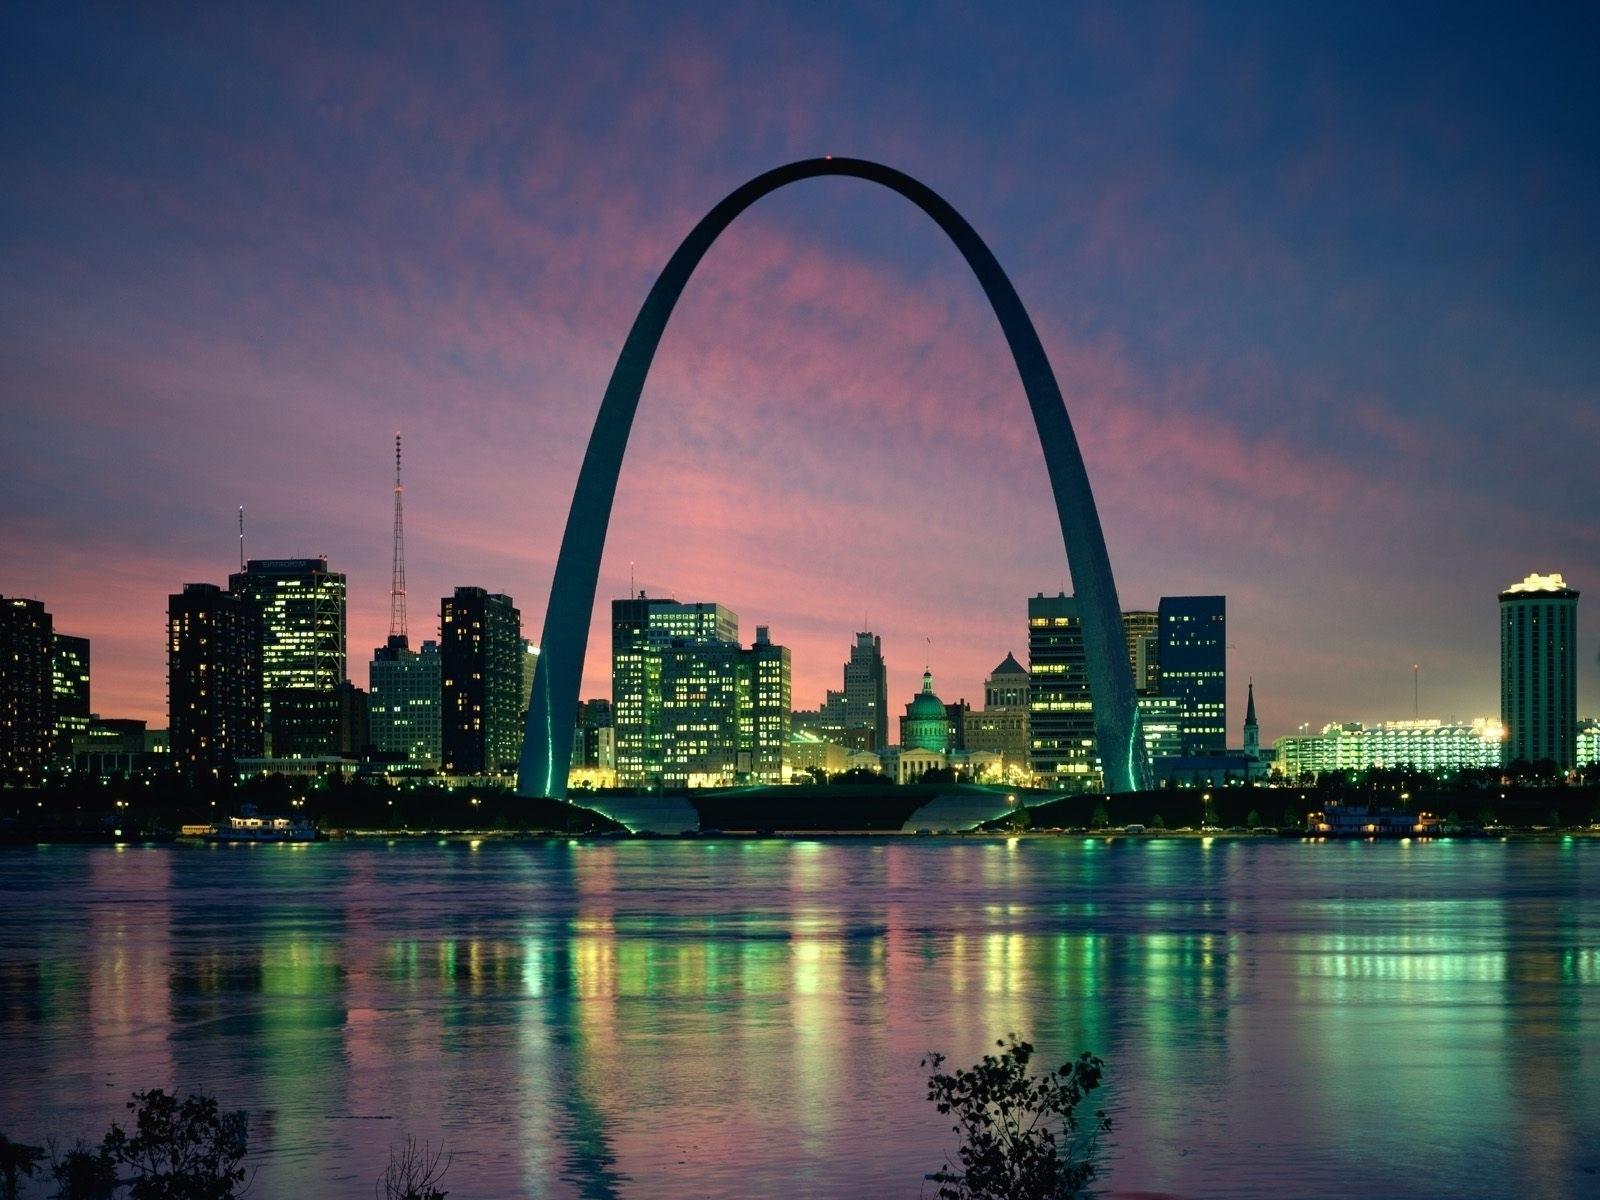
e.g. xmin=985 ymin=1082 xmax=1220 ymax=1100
xmin=3 ymin=4 xmax=1597 ymax=738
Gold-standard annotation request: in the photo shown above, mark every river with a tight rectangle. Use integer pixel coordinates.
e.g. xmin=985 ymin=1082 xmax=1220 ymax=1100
xmin=2 ymin=837 xmax=1596 ymax=1198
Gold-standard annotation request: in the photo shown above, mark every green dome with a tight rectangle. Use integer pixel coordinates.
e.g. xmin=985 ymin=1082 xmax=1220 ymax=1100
xmin=902 ymin=670 xmax=950 ymax=753
xmin=908 ymin=685 xmax=945 ymax=720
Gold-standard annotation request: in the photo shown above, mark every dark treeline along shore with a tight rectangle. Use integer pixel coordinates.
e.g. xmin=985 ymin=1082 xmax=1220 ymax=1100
xmin=3 ymin=764 xmax=1599 ymax=843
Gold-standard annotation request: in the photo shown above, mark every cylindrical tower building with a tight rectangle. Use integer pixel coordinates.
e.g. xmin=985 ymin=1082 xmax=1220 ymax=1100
xmin=1499 ymin=572 xmax=1579 ymax=770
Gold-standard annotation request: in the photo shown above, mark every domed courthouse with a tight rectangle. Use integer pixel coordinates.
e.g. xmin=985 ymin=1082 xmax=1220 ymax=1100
xmin=897 ymin=669 xmax=954 ymax=782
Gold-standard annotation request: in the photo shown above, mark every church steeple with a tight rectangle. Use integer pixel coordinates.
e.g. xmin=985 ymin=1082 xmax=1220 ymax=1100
xmin=1243 ymin=679 xmax=1260 ymax=759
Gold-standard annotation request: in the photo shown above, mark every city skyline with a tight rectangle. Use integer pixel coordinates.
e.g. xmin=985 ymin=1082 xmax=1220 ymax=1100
xmin=4 ymin=5 xmax=1598 ymax=740
xmin=5 ymin=454 xmax=1594 ymax=745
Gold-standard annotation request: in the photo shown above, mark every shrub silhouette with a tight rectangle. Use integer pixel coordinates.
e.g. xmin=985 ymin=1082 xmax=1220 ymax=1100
xmin=0 ymin=1134 xmax=45 ymax=1200
xmin=376 ymin=1136 xmax=450 ymax=1200
xmin=102 ymin=1091 xmax=248 ymax=1199
xmin=922 ymin=1034 xmax=1108 ymax=1200
xmin=49 ymin=1142 xmax=117 ymax=1200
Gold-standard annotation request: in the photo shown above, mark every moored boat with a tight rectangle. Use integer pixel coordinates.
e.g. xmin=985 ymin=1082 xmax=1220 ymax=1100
xmin=204 ymin=803 xmax=319 ymax=843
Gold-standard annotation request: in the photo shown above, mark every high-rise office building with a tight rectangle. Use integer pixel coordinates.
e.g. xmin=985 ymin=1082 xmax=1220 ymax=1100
xmin=574 ymin=698 xmax=615 ymax=770
xmin=51 ymin=632 xmax=91 ymax=759
xmin=612 ymin=595 xmax=738 ymax=787
xmin=842 ymin=632 xmax=889 ymax=750
xmin=229 ymin=557 xmax=347 ymax=753
xmin=1136 ymin=693 xmax=1184 ymax=763
xmin=1 ymin=596 xmax=54 ymax=780
xmin=1499 ymin=572 xmax=1579 ymax=769
xmin=334 ymin=680 xmax=369 ymax=757
xmin=520 ymin=639 xmax=539 ymax=718
xmin=1122 ymin=611 xmax=1159 ymax=693
xmin=369 ymin=636 xmax=442 ymax=768
xmin=659 ymin=638 xmax=742 ymax=788
xmin=740 ymin=626 xmax=791 ymax=784
xmin=1157 ymin=595 xmax=1226 ymax=756
xmin=441 ymin=587 xmax=523 ymax=775
xmin=167 ymin=583 xmax=264 ymax=774
xmin=649 ymin=624 xmax=790 ymax=789
xmin=1027 ymin=593 xmax=1099 ymax=790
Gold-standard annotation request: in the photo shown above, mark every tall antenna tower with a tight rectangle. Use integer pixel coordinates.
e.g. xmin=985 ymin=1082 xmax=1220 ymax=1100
xmin=238 ymin=506 xmax=245 ymax=570
xmin=389 ymin=432 xmax=408 ymax=644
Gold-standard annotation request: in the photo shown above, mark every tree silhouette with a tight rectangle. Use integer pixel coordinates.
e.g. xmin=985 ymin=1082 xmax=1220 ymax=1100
xmin=922 ymin=1035 xmax=1107 ymax=1200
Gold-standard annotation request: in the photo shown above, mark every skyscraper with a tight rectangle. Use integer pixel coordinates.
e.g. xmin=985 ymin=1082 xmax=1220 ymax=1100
xmin=1122 ymin=611 xmax=1159 ymax=693
xmin=228 ymin=557 xmax=347 ymax=753
xmin=652 ymin=625 xmax=791 ymax=788
xmin=843 ymin=631 xmax=888 ymax=750
xmin=1027 ymin=593 xmax=1098 ymax=790
xmin=1499 ymin=572 xmax=1579 ymax=769
xmin=740 ymin=626 xmax=791 ymax=784
xmin=574 ymin=698 xmax=614 ymax=770
xmin=1157 ymin=595 xmax=1226 ymax=756
xmin=440 ymin=588 xmax=523 ymax=775
xmin=50 ymin=632 xmax=91 ymax=759
xmin=369 ymin=636 xmax=442 ymax=768
xmin=167 ymin=583 xmax=264 ymax=775
xmin=0 ymin=595 xmax=53 ymax=781
xmin=659 ymin=637 xmax=743 ymax=788
xmin=611 ymin=595 xmax=738 ymax=787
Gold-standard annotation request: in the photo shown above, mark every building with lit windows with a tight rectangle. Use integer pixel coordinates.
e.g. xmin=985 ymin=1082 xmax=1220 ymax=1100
xmin=228 ymin=557 xmax=346 ymax=753
xmin=1158 ymin=595 xmax=1226 ymax=756
xmin=573 ymin=698 xmax=615 ymax=771
xmin=611 ymin=595 xmax=739 ymax=787
xmin=368 ymin=636 xmax=442 ymax=768
xmin=167 ymin=583 xmax=264 ymax=775
xmin=520 ymin=639 xmax=539 ymax=718
xmin=1 ymin=595 xmax=54 ymax=781
xmin=1273 ymin=718 xmax=1506 ymax=780
xmin=1577 ymin=719 xmax=1599 ymax=770
xmin=964 ymin=652 xmax=1030 ymax=773
xmin=655 ymin=625 xmax=791 ymax=789
xmin=72 ymin=717 xmax=168 ymax=778
xmin=789 ymin=728 xmax=848 ymax=777
xmin=440 ymin=587 xmax=522 ymax=775
xmin=1137 ymin=693 xmax=1185 ymax=764
xmin=843 ymin=631 xmax=889 ymax=750
xmin=1122 ymin=610 xmax=1160 ymax=693
xmin=659 ymin=638 xmax=741 ymax=788
xmin=1499 ymin=572 xmax=1579 ymax=769
xmin=1027 ymin=593 xmax=1098 ymax=790
xmin=740 ymin=626 xmax=790 ymax=783
xmin=50 ymin=632 xmax=91 ymax=760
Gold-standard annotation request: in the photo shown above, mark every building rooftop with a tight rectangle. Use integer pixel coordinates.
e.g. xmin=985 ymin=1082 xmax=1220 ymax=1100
xmin=1501 ymin=571 xmax=1579 ymax=598
xmin=989 ymin=651 xmax=1027 ymax=677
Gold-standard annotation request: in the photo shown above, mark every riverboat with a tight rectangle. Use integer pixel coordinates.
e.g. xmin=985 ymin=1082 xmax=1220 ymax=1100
xmin=204 ymin=803 xmax=319 ymax=843
xmin=1305 ymin=800 xmax=1442 ymax=838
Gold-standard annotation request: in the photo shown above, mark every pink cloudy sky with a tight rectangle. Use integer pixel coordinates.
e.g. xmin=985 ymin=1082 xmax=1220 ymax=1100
xmin=2 ymin=4 xmax=1597 ymax=741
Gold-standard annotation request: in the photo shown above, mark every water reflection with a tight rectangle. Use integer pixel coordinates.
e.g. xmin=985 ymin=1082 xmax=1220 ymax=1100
xmin=1 ymin=839 xmax=1597 ymax=1198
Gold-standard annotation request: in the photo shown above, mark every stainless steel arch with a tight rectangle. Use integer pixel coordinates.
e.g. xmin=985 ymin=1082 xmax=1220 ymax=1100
xmin=518 ymin=157 xmax=1149 ymax=798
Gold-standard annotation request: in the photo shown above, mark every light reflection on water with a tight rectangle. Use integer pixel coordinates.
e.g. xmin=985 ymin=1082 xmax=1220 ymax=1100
xmin=2 ymin=838 xmax=1598 ymax=1199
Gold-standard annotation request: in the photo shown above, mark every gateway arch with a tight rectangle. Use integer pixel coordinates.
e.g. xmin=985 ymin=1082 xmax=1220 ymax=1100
xmin=518 ymin=157 xmax=1149 ymax=798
